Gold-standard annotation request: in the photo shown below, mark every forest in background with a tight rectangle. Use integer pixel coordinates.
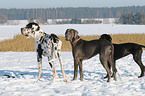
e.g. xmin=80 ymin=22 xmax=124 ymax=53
xmin=0 ymin=6 xmax=145 ymax=20
xmin=0 ymin=6 xmax=145 ymax=24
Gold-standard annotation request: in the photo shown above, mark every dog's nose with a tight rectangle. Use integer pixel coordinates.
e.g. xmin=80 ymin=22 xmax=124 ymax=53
xmin=65 ymin=36 xmax=69 ymax=41
xmin=21 ymin=28 xmax=23 ymax=31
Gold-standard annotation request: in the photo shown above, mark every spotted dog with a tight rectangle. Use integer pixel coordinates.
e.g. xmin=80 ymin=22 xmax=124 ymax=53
xmin=21 ymin=22 xmax=67 ymax=82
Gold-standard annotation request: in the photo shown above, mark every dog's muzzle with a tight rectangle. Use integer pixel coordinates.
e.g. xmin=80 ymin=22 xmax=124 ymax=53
xmin=21 ymin=28 xmax=24 ymax=35
xmin=21 ymin=28 xmax=28 ymax=36
xmin=65 ymin=36 xmax=69 ymax=41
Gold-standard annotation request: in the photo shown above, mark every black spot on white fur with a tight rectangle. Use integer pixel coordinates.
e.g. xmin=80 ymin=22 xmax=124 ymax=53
xmin=26 ymin=22 xmax=40 ymax=31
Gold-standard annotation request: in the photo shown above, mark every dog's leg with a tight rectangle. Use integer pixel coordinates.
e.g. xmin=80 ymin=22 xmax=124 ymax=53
xmin=110 ymin=62 xmax=117 ymax=81
xmin=51 ymin=61 xmax=59 ymax=82
xmin=57 ymin=51 xmax=68 ymax=82
xmin=48 ymin=51 xmax=59 ymax=82
xmin=100 ymin=56 xmax=111 ymax=82
xmin=78 ymin=60 xmax=83 ymax=81
xmin=37 ymin=56 xmax=42 ymax=79
xmin=109 ymin=56 xmax=117 ymax=81
xmin=38 ymin=61 xmax=42 ymax=79
xmin=133 ymin=50 xmax=145 ymax=78
xmin=102 ymin=62 xmax=111 ymax=82
xmin=73 ymin=60 xmax=79 ymax=80
xmin=37 ymin=44 xmax=43 ymax=79
xmin=49 ymin=62 xmax=52 ymax=68
xmin=104 ymin=62 xmax=112 ymax=79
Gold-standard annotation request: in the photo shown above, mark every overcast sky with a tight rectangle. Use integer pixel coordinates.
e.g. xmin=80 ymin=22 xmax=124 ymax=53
xmin=0 ymin=0 xmax=145 ymax=9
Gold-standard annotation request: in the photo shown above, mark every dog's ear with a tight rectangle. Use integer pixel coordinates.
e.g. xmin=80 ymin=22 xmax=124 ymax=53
xmin=73 ymin=29 xmax=78 ymax=38
xmin=36 ymin=26 xmax=40 ymax=31
xmin=107 ymin=35 xmax=112 ymax=42
xmin=33 ymin=23 xmax=40 ymax=31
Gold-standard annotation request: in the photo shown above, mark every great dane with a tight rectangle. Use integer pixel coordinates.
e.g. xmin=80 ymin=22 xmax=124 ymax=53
xmin=21 ymin=22 xmax=67 ymax=82
xmin=65 ymin=29 xmax=117 ymax=82
xmin=100 ymin=34 xmax=145 ymax=78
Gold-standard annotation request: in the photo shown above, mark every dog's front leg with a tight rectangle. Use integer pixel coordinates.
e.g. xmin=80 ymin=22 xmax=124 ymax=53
xmin=79 ymin=60 xmax=83 ymax=81
xmin=37 ymin=57 xmax=42 ymax=79
xmin=37 ymin=44 xmax=43 ymax=79
xmin=73 ymin=60 xmax=79 ymax=80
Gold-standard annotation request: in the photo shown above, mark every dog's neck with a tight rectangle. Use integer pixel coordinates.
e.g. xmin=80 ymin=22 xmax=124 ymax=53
xmin=32 ymin=29 xmax=46 ymax=42
xmin=71 ymin=36 xmax=81 ymax=45
xmin=72 ymin=38 xmax=81 ymax=44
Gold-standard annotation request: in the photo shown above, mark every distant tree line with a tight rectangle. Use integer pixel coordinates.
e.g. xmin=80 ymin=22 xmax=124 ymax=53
xmin=0 ymin=6 xmax=145 ymax=24
xmin=56 ymin=18 xmax=102 ymax=24
xmin=118 ymin=13 xmax=145 ymax=24
xmin=0 ymin=6 xmax=145 ymax=20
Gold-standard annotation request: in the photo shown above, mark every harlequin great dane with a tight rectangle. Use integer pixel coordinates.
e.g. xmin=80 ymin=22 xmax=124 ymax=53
xmin=21 ymin=22 xmax=67 ymax=82
xmin=100 ymin=34 xmax=145 ymax=78
xmin=65 ymin=29 xmax=117 ymax=82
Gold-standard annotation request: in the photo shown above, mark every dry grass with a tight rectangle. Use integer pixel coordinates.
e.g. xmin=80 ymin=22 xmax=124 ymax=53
xmin=0 ymin=35 xmax=35 ymax=52
xmin=0 ymin=34 xmax=145 ymax=52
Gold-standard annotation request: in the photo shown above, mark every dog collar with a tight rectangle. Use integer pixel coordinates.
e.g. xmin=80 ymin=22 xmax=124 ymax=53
xmin=72 ymin=38 xmax=81 ymax=44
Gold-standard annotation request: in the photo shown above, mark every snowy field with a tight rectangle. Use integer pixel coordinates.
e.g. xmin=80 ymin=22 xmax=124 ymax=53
xmin=0 ymin=24 xmax=145 ymax=96
xmin=0 ymin=52 xmax=145 ymax=96
xmin=0 ymin=24 xmax=145 ymax=41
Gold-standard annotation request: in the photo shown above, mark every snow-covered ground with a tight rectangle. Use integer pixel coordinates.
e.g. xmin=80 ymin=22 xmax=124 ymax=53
xmin=0 ymin=24 xmax=145 ymax=95
xmin=0 ymin=24 xmax=145 ymax=41
xmin=0 ymin=52 xmax=145 ymax=96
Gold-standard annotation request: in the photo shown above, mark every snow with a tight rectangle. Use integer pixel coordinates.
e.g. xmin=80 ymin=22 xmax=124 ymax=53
xmin=0 ymin=52 xmax=145 ymax=96
xmin=1 ymin=24 xmax=145 ymax=41
xmin=0 ymin=24 xmax=145 ymax=95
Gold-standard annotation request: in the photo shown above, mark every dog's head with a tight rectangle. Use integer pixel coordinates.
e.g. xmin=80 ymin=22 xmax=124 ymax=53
xmin=65 ymin=29 xmax=79 ymax=41
xmin=99 ymin=34 xmax=112 ymax=42
xmin=21 ymin=22 xmax=40 ymax=37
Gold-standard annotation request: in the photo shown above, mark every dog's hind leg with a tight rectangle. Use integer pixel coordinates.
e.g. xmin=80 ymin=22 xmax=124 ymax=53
xmin=100 ymin=56 xmax=111 ymax=82
xmin=48 ymin=60 xmax=59 ymax=82
xmin=132 ymin=49 xmax=145 ymax=78
xmin=48 ymin=53 xmax=59 ymax=82
xmin=51 ymin=61 xmax=59 ymax=82
xmin=57 ymin=51 xmax=68 ymax=82
xmin=109 ymin=58 xmax=117 ymax=81
xmin=103 ymin=61 xmax=112 ymax=79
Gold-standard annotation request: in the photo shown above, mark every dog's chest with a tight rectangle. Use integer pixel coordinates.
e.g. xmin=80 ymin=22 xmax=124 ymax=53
xmin=36 ymin=36 xmax=56 ymax=57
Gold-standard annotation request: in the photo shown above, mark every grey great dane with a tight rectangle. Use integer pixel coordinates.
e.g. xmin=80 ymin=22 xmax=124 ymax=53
xmin=65 ymin=29 xmax=117 ymax=82
xmin=21 ymin=22 xmax=67 ymax=82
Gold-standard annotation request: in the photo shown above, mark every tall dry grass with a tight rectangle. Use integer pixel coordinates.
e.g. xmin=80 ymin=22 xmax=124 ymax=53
xmin=0 ymin=35 xmax=35 ymax=52
xmin=0 ymin=34 xmax=145 ymax=52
